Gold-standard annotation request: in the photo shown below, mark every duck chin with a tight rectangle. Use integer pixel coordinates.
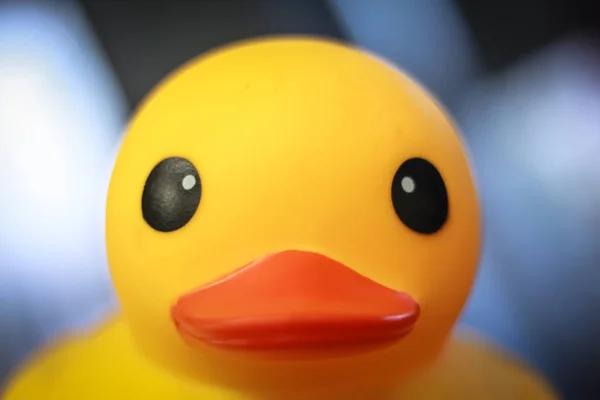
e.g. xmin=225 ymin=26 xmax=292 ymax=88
xmin=137 ymin=327 xmax=438 ymax=396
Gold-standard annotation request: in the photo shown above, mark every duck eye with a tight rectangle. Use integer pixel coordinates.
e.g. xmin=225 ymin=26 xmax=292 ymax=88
xmin=141 ymin=157 xmax=201 ymax=232
xmin=391 ymin=157 xmax=448 ymax=234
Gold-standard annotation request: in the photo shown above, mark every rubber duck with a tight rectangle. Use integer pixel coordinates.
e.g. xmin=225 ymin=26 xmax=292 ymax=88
xmin=2 ymin=36 xmax=557 ymax=400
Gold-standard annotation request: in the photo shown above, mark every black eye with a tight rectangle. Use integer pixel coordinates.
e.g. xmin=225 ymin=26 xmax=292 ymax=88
xmin=141 ymin=157 xmax=201 ymax=232
xmin=391 ymin=158 xmax=448 ymax=234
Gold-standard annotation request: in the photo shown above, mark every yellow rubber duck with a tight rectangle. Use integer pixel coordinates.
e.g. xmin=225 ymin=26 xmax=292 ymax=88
xmin=2 ymin=36 xmax=558 ymax=400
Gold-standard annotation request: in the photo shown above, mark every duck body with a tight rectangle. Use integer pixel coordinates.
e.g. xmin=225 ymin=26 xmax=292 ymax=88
xmin=2 ymin=37 xmax=559 ymax=399
xmin=3 ymin=316 xmax=556 ymax=400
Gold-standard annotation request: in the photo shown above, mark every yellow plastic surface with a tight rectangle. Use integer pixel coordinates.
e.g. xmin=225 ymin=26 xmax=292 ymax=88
xmin=0 ymin=37 xmax=558 ymax=399
xmin=106 ymin=36 xmax=480 ymax=393
xmin=3 ymin=318 xmax=557 ymax=399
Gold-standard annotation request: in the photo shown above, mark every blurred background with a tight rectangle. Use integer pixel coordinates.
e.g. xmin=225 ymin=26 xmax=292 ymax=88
xmin=0 ymin=0 xmax=599 ymax=398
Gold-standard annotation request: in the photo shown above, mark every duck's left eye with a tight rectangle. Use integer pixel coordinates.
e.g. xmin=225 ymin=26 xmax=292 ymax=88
xmin=141 ymin=157 xmax=201 ymax=232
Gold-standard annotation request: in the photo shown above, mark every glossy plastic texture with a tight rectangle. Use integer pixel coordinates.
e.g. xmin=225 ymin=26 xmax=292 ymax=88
xmin=3 ymin=37 xmax=558 ymax=400
xmin=171 ymin=250 xmax=420 ymax=353
xmin=103 ymin=36 xmax=480 ymax=395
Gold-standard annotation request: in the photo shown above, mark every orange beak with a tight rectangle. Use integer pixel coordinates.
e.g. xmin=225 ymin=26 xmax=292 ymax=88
xmin=171 ymin=250 xmax=419 ymax=353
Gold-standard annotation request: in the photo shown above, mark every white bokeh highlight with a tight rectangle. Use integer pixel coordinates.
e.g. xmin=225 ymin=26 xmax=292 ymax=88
xmin=0 ymin=1 xmax=127 ymax=380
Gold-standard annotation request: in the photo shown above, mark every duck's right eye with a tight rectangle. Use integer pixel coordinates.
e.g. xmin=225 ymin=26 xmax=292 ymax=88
xmin=141 ymin=157 xmax=202 ymax=232
xmin=391 ymin=157 xmax=448 ymax=234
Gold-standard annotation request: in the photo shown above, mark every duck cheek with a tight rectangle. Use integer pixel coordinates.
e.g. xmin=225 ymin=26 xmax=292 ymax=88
xmin=390 ymin=317 xmax=449 ymax=361
xmin=135 ymin=223 xmax=187 ymax=260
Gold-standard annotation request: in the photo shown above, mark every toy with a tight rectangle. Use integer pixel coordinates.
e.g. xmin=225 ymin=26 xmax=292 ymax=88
xmin=2 ymin=36 xmax=557 ymax=399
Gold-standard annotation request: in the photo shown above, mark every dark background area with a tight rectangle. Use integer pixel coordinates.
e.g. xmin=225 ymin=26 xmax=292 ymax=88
xmin=80 ymin=0 xmax=347 ymax=108
xmin=80 ymin=0 xmax=600 ymax=108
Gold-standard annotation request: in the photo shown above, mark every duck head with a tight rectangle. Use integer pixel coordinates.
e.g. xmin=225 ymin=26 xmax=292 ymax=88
xmin=106 ymin=37 xmax=480 ymax=394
